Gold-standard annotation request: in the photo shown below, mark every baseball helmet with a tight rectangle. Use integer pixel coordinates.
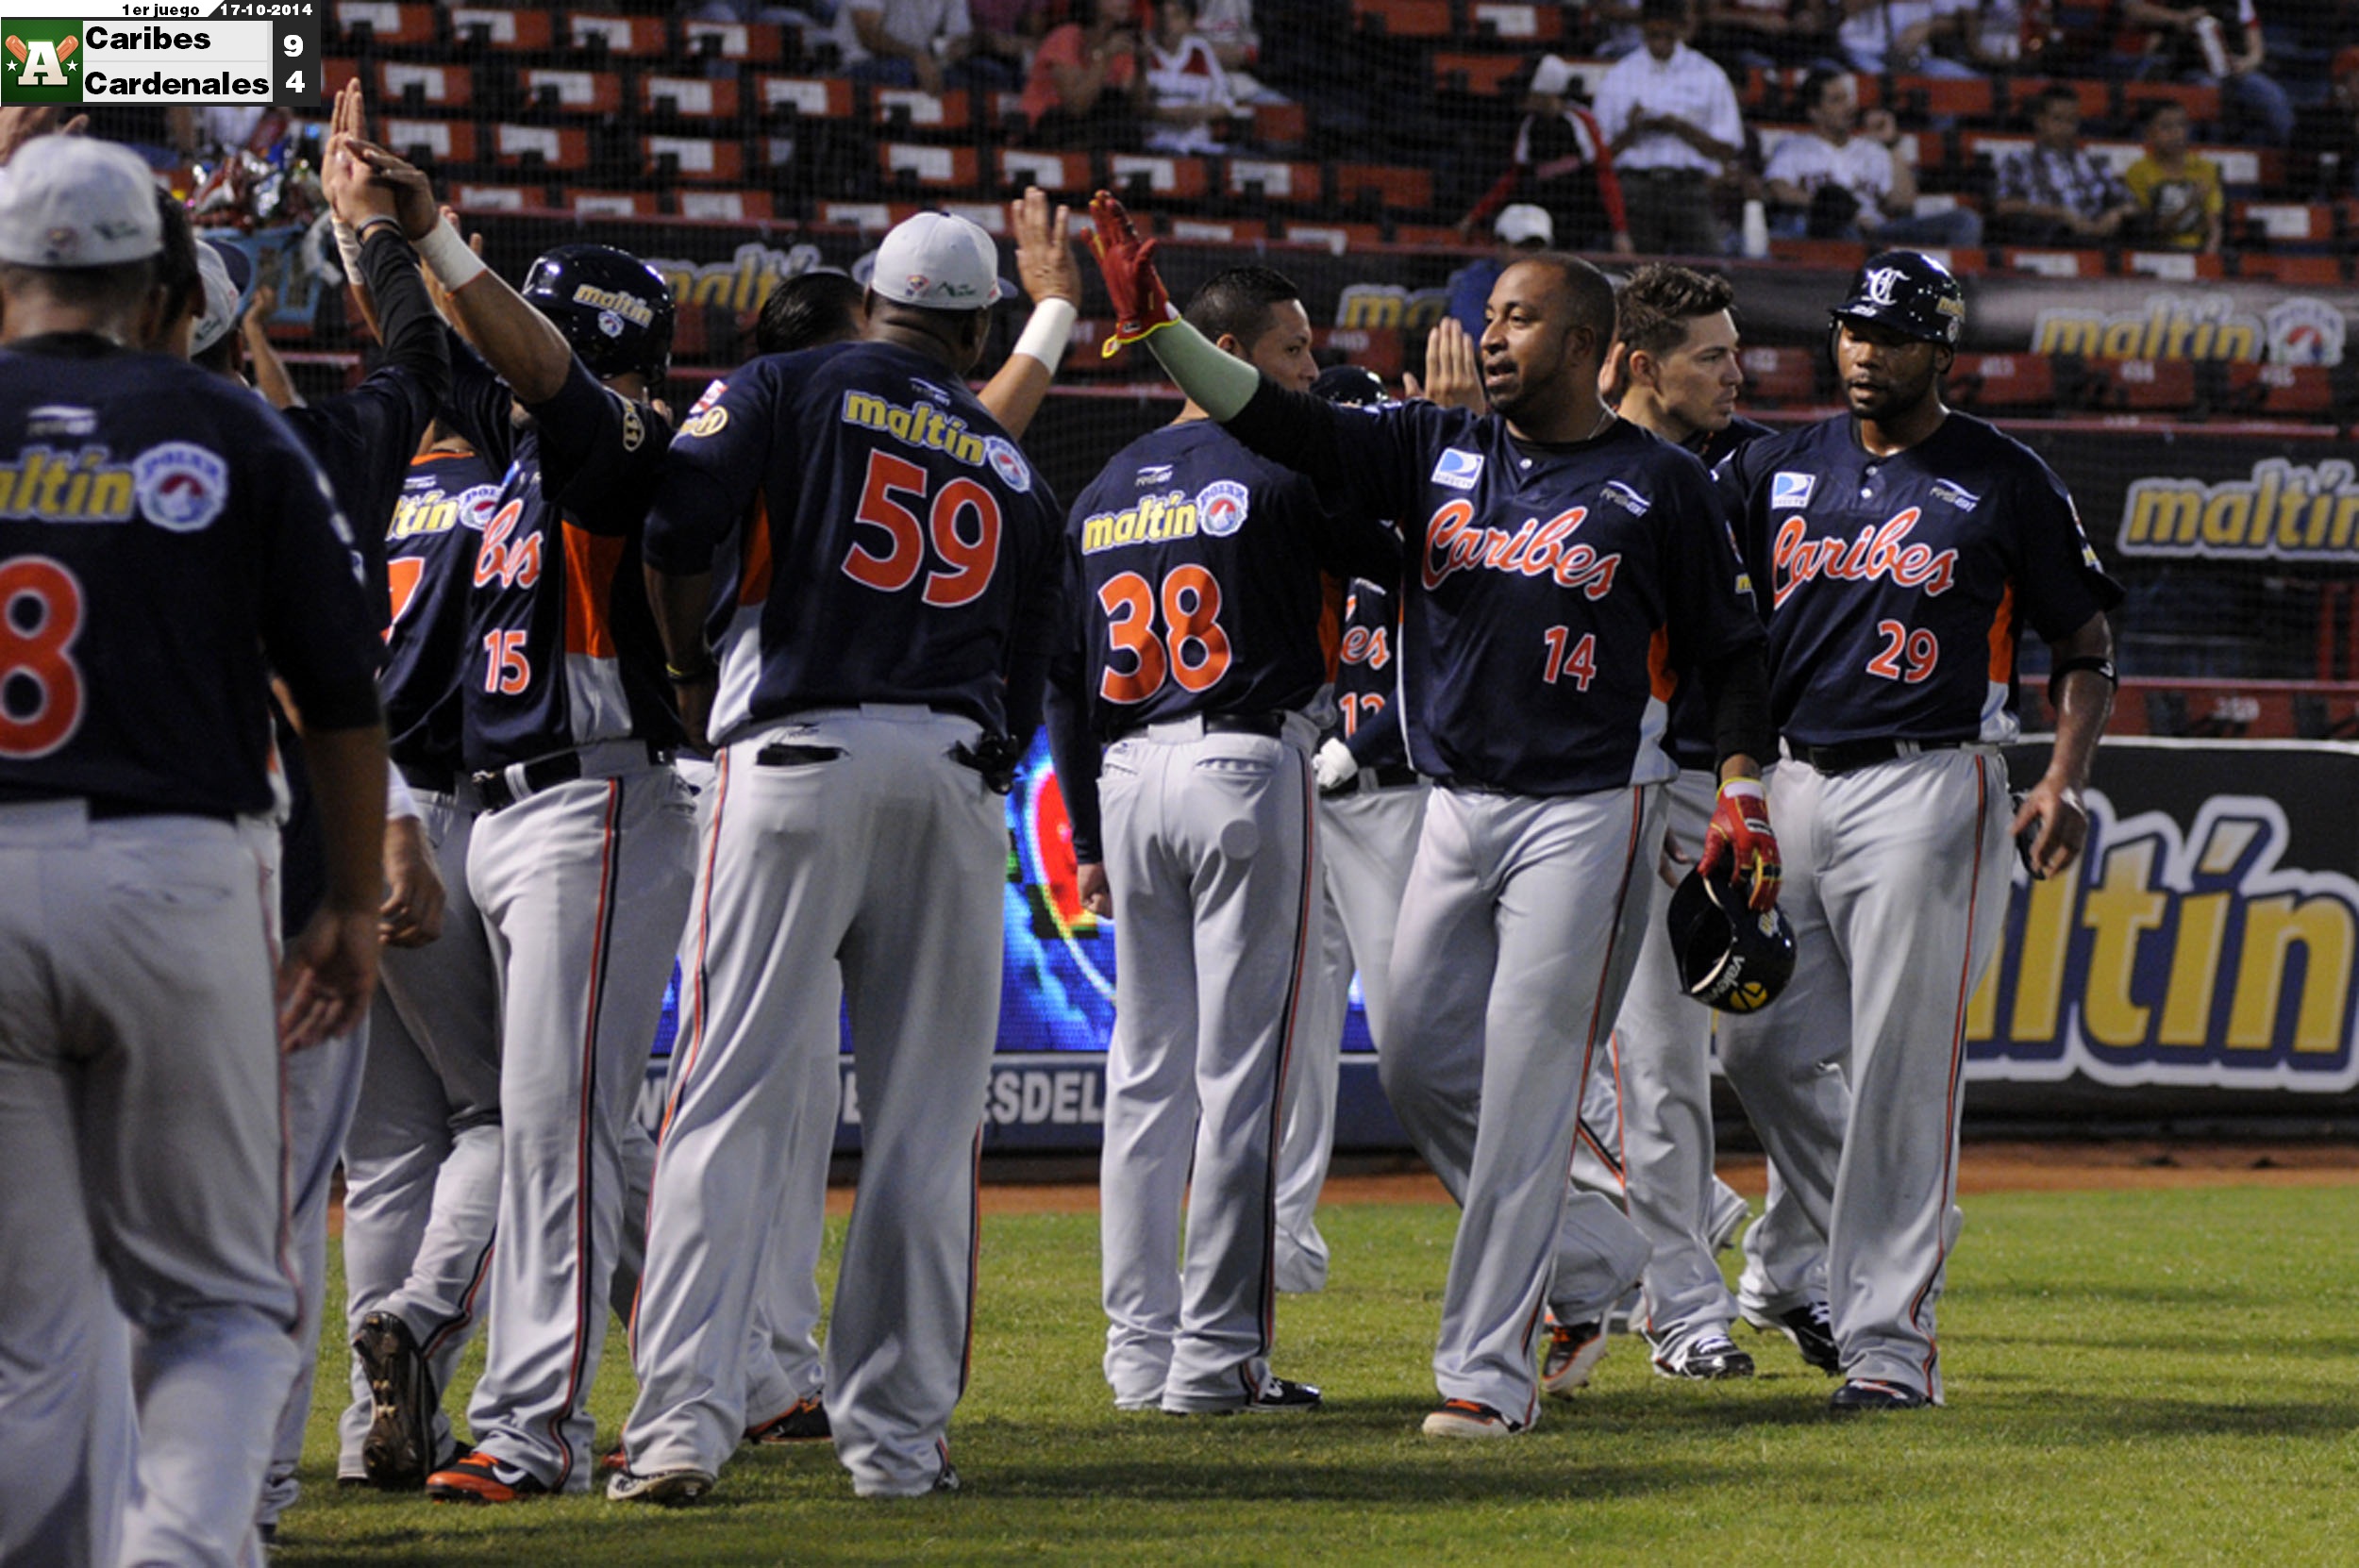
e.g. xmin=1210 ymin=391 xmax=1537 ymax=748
xmin=1665 ymin=868 xmax=1796 ymax=1014
xmin=1313 ymin=363 xmax=1388 ymax=406
xmin=522 ymin=242 xmax=676 ymax=380
xmin=1829 ymin=249 xmax=1965 ymax=347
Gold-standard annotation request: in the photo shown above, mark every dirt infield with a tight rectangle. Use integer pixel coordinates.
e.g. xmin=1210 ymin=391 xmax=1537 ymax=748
xmin=874 ymin=1141 xmax=2359 ymax=1217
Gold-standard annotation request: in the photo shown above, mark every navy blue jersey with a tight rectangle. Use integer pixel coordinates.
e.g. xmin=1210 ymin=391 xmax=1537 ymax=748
xmin=643 ymin=340 xmax=1065 ymax=743
xmin=1332 ymin=577 xmax=1407 ymax=771
xmin=283 ymin=364 xmax=437 ymax=627
xmin=0 ymin=338 xmax=380 ymax=815
xmin=1661 ymin=413 xmax=1777 ymax=770
xmin=1255 ymin=398 xmax=1763 ymax=795
xmin=1060 ymin=421 xmax=1398 ymax=739
xmin=442 ymin=341 xmax=678 ymax=772
xmin=1717 ymin=411 xmax=2123 ymax=747
xmin=383 ymin=449 xmax=501 ymax=777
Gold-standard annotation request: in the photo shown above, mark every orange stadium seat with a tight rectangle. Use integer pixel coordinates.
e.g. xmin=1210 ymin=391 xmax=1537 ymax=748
xmin=2221 ymin=362 xmax=2338 ymax=418
xmin=1252 ymin=102 xmax=1309 ymax=146
xmin=1352 ymin=0 xmax=1452 ymax=38
xmin=331 ymin=2 xmax=436 ymax=48
xmin=381 ymin=118 xmax=477 ymax=164
xmin=1431 ymin=53 xmax=1531 ymax=96
xmin=565 ymin=189 xmax=659 ymax=218
xmin=325 ymin=58 xmax=359 ymax=95
xmin=1226 ymin=158 xmax=1323 ymax=205
xmin=1949 ymin=352 xmax=2056 ymax=412
xmin=2000 ymin=246 xmax=2105 ymax=277
xmin=1162 ymin=216 xmax=1272 ymax=243
xmin=1312 ymin=326 xmax=1405 ymax=377
xmin=2125 ymin=249 xmax=2225 ymax=281
xmin=566 ymin=14 xmax=670 ymax=57
xmin=1469 ymin=2 xmax=1564 ymax=42
xmin=2086 ymin=357 xmax=2199 ymax=412
xmin=447 ymin=6 xmax=555 ymax=50
xmin=872 ymin=89 xmax=974 ymax=134
xmin=1885 ymin=75 xmax=1995 ymax=121
xmin=1107 ymin=154 xmax=1213 ymax=200
xmin=644 ymin=137 xmax=746 ymax=183
xmin=758 ymin=75 xmax=856 ymax=120
xmin=878 ymin=142 xmax=983 ymax=192
xmin=997 ymin=148 xmax=1095 ymax=193
xmin=642 ymin=75 xmax=743 ymax=121
xmin=448 ymin=183 xmax=548 ymax=214
xmin=520 ymin=69 xmax=627 ymax=116
xmin=376 ymin=60 xmax=473 ymax=110
xmin=1279 ymin=219 xmax=1387 ymax=250
xmin=1333 ymin=163 xmax=1433 ymax=211
xmin=819 ymin=200 xmax=902 ymax=230
xmin=2245 ymin=255 xmax=2350 ymax=285
xmin=677 ymin=190 xmax=775 ymax=223
xmin=2234 ymin=202 xmax=2338 ymax=247
xmin=682 ymin=19 xmax=789 ymax=62
xmin=490 ymin=124 xmax=592 ymax=173
xmin=1737 ymin=345 xmax=1816 ymax=405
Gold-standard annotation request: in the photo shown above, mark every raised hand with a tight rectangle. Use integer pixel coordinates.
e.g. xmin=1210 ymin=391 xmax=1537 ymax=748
xmin=346 ymin=137 xmax=440 ymax=242
xmin=1085 ymin=190 xmax=1175 ymax=355
xmin=1012 ymin=185 xmax=1081 ymax=308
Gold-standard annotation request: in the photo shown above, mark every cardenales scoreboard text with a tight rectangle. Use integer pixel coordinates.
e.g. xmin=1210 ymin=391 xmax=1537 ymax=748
xmin=2 ymin=2 xmax=319 ymax=108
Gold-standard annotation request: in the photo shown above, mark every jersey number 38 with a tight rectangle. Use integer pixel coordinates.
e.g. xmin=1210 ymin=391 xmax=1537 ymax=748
xmin=1098 ymin=565 xmax=1233 ymax=705
xmin=0 ymin=557 xmax=86 ymax=759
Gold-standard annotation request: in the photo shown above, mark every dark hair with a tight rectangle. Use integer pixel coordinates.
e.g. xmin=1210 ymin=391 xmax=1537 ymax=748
xmin=757 ymin=271 xmax=866 ymax=356
xmin=1616 ymin=263 xmax=1735 ymax=359
xmin=1183 ymin=264 xmax=1302 ymax=348
xmin=154 ymin=189 xmax=202 ymax=328
xmin=2028 ymin=84 xmax=2080 ymax=119
xmin=1798 ymin=67 xmax=1847 ymax=115
xmin=2139 ymin=97 xmax=2187 ymax=132
xmin=1510 ymin=251 xmax=1618 ymax=350
xmin=1640 ymin=0 xmax=1690 ymax=25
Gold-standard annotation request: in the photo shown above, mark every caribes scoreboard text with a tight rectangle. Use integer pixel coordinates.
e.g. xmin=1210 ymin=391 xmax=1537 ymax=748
xmin=1 ymin=2 xmax=319 ymax=108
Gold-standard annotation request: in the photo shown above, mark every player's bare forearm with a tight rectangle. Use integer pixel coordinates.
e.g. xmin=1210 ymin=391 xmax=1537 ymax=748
xmin=414 ymin=206 xmax=572 ymax=405
xmin=647 ymin=565 xmax=718 ymax=748
xmin=2015 ymin=611 xmax=2115 ymax=877
xmin=979 ymin=357 xmax=1055 ymax=438
xmin=281 ymin=722 xmax=391 ymax=1050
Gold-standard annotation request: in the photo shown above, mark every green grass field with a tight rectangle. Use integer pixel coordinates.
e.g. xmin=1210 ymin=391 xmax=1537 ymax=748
xmin=276 ymin=1184 xmax=2359 ymax=1566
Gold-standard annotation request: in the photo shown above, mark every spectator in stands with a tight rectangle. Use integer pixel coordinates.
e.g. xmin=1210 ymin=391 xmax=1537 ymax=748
xmin=1990 ymin=84 xmax=2142 ymax=245
xmin=1594 ymin=0 xmax=1747 ymax=255
xmin=1835 ymin=0 xmax=1989 ymax=78
xmin=2116 ymin=0 xmax=2292 ymax=148
xmin=971 ymin=0 xmax=1049 ymax=79
xmin=1698 ymin=0 xmax=1838 ymax=70
xmin=2294 ymin=45 xmax=2359 ymax=199
xmin=1145 ymin=0 xmax=1243 ymax=154
xmin=1445 ymin=204 xmax=1556 ymax=341
xmin=2124 ymin=98 xmax=2223 ymax=252
xmin=834 ymin=0 xmax=1011 ymax=94
xmin=1193 ymin=0 xmax=1286 ymax=102
xmin=1458 ymin=55 xmax=1635 ymax=256
xmin=1022 ymin=0 xmax=1144 ymax=145
xmin=1763 ymin=69 xmax=1983 ymax=244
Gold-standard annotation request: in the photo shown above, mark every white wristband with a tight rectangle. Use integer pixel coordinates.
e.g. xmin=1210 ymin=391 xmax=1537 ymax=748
xmin=1012 ymin=297 xmax=1078 ymax=368
xmin=385 ymin=767 xmax=421 ymax=822
xmin=416 ymin=219 xmax=488 ymax=292
xmin=333 ymin=220 xmax=364 ymax=283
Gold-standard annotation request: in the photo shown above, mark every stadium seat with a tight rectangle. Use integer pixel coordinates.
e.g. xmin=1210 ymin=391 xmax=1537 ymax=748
xmin=1430 ymin=53 xmax=1531 ymax=97
xmin=642 ymin=75 xmax=743 ymax=122
xmin=758 ymin=75 xmax=856 ymax=121
xmin=644 ymin=137 xmax=746 ymax=184
xmin=1470 ymin=2 xmax=1564 ymax=42
xmin=1277 ymin=219 xmax=1387 ymax=251
xmin=1737 ymin=345 xmax=1816 ymax=406
xmin=566 ymin=14 xmax=669 ymax=58
xmin=448 ymin=183 xmax=547 ymax=214
xmin=682 ymin=20 xmax=791 ymax=63
xmin=1312 ymin=325 xmax=1406 ymax=378
xmin=1333 ymin=163 xmax=1434 ymax=212
xmin=1949 ymin=352 xmax=2056 ymax=412
xmin=2124 ymin=250 xmax=2225 ymax=281
xmin=1252 ymin=102 xmax=1309 ymax=148
xmin=331 ymin=2 xmax=436 ymax=49
xmin=381 ymin=117 xmax=477 ymax=164
xmin=2221 ymin=362 xmax=2339 ymax=418
xmin=678 ymin=191 xmax=775 ymax=223
xmin=1225 ymin=158 xmax=1323 ymax=205
xmin=1163 ymin=217 xmax=1271 ymax=243
xmin=997 ymin=149 xmax=1094 ymax=193
xmin=566 ymin=190 xmax=658 ymax=218
xmin=2000 ymin=246 xmax=2105 ymax=277
xmin=2082 ymin=357 xmax=2199 ymax=413
xmin=872 ymin=90 xmax=975 ymax=135
xmin=520 ymin=69 xmax=626 ymax=116
xmin=1351 ymin=0 xmax=1452 ymax=39
xmin=490 ymin=124 xmax=592 ymax=174
xmin=878 ymin=142 xmax=984 ymax=192
xmin=376 ymin=60 xmax=472 ymax=110
xmin=2233 ymin=202 xmax=2338 ymax=250
xmin=447 ymin=6 xmax=555 ymax=50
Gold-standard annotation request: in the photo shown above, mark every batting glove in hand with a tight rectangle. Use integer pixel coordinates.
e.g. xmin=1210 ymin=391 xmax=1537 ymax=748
xmin=1086 ymin=191 xmax=1176 ymax=359
xmin=1698 ymin=776 xmax=1781 ymax=910
xmin=1313 ymin=737 xmax=1359 ymax=794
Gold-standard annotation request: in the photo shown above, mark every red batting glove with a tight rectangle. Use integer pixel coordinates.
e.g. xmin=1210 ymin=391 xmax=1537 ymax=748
xmin=1086 ymin=191 xmax=1175 ymax=358
xmin=1698 ymin=776 xmax=1782 ymax=910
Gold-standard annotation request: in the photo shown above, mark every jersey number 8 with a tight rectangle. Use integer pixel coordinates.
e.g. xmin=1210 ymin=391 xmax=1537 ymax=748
xmin=1097 ymin=565 xmax=1233 ymax=705
xmin=843 ymin=450 xmax=1002 ymax=609
xmin=0 ymin=557 xmax=87 ymax=760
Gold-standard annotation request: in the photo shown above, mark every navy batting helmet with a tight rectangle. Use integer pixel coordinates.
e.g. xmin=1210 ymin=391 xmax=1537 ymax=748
xmin=1829 ymin=250 xmax=1965 ymax=347
xmin=1665 ymin=868 xmax=1796 ymax=1014
xmin=522 ymin=243 xmax=676 ymax=381
xmin=1313 ymin=363 xmax=1388 ymax=406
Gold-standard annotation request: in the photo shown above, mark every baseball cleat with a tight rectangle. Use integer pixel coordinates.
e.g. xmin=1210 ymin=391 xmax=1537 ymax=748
xmin=1245 ymin=1376 xmax=1323 ymax=1412
xmin=745 ymin=1394 xmax=831 ymax=1444
xmin=1743 ymin=1300 xmax=1843 ymax=1375
xmin=606 ymin=1465 xmax=716 ymax=1506
xmin=425 ymin=1448 xmax=549 ymax=1504
xmin=931 ymin=1462 xmax=962 ymax=1493
xmin=353 ymin=1311 xmax=436 ymax=1492
xmin=599 ymin=1444 xmax=627 ymax=1474
xmin=1420 ymin=1398 xmax=1528 ymax=1439
xmin=1829 ymin=1378 xmax=1930 ymax=1413
xmin=1539 ymin=1318 xmax=1608 ymax=1396
xmin=1651 ymin=1332 xmax=1756 ymax=1380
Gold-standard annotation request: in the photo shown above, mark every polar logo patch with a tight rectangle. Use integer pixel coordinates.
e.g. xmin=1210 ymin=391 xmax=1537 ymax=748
xmin=1196 ymin=479 xmax=1249 ymax=536
xmin=133 ymin=442 xmax=229 ymax=533
xmin=1771 ymin=472 xmax=1815 ymax=510
xmin=458 ymin=484 xmax=501 ymax=530
xmin=1431 ymin=449 xmax=1483 ymax=491
xmin=986 ymin=435 xmax=1032 ymax=493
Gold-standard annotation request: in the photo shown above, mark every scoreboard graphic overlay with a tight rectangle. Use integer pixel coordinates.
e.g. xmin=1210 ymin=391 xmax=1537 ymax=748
xmin=1 ymin=1 xmax=318 ymax=108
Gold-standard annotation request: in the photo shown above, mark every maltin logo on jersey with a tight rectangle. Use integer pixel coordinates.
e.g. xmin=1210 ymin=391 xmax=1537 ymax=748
xmin=2 ymin=22 xmax=83 ymax=105
xmin=1196 ymin=480 xmax=1248 ymax=536
xmin=133 ymin=442 xmax=228 ymax=533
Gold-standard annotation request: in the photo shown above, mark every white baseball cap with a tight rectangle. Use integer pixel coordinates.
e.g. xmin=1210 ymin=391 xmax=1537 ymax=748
xmin=192 ymin=239 xmax=253 ymax=356
xmin=1530 ymin=53 xmax=1579 ymax=98
xmin=0 ymin=136 xmax=163 ymax=269
xmin=1496 ymin=204 xmax=1554 ymax=247
xmin=867 ymin=210 xmax=1008 ymax=310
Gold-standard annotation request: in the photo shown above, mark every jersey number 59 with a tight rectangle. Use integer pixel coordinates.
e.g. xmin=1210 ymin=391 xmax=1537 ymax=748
xmin=0 ymin=557 xmax=86 ymax=759
xmin=842 ymin=450 xmax=1001 ymax=609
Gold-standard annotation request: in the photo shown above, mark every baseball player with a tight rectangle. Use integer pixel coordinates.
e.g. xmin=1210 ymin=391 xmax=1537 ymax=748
xmin=618 ymin=210 xmax=1064 ymax=1503
xmin=1046 ymin=267 xmax=1397 ymax=1412
xmin=1087 ymin=195 xmax=1781 ymax=1437
xmin=0 ymin=134 xmax=388 ymax=1568
xmin=1598 ymin=262 xmax=1838 ymax=1379
xmin=1715 ymin=252 xmax=2119 ymax=1410
xmin=374 ymin=187 xmax=696 ymax=1500
xmin=605 ymin=194 xmax=1092 ymax=1471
